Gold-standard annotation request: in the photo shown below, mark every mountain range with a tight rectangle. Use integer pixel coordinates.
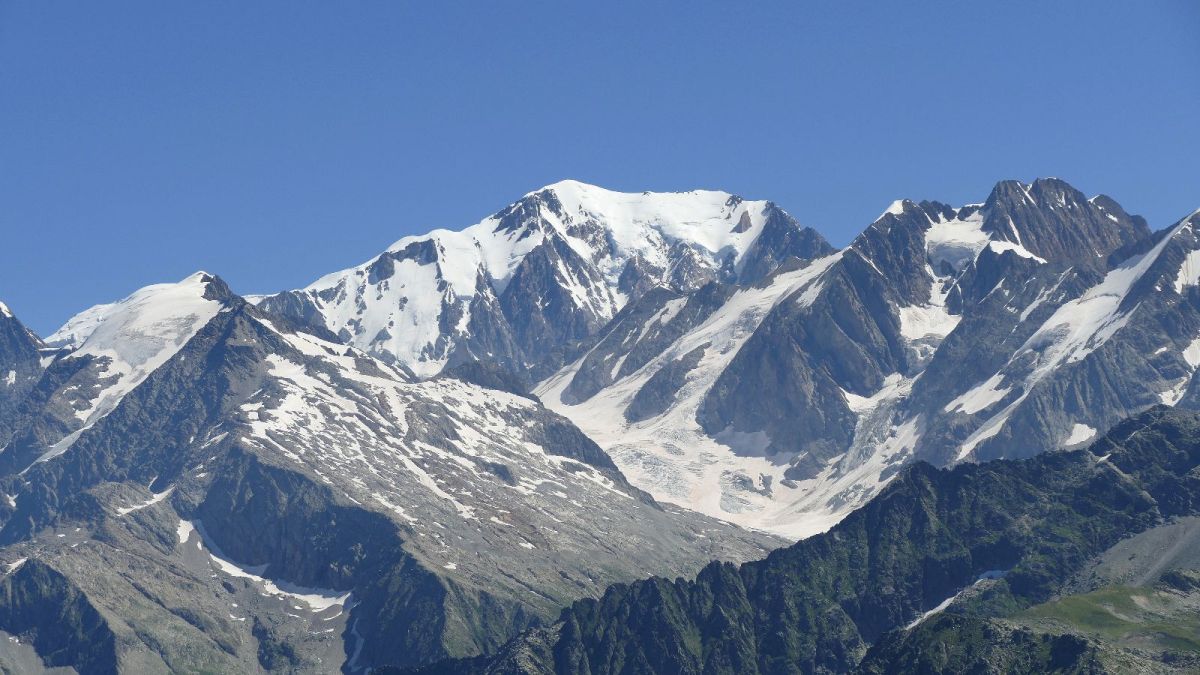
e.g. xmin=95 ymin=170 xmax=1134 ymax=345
xmin=262 ymin=178 xmax=1200 ymax=540
xmin=0 ymin=177 xmax=1197 ymax=673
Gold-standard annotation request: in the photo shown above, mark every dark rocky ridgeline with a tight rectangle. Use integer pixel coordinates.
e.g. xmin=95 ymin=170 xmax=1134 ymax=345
xmin=496 ymin=230 xmax=618 ymax=381
xmin=0 ymin=274 xmax=780 ymax=673
xmin=406 ymin=406 xmax=1200 ymax=674
xmin=0 ymin=284 xmax=266 ymax=536
xmin=911 ymin=207 xmax=1200 ymax=466
xmin=624 ymin=345 xmax=707 ymax=423
xmin=0 ymin=558 xmax=118 ymax=674
xmin=561 ymin=283 xmax=733 ymax=405
xmin=856 ymin=614 xmax=1105 ymax=674
xmin=0 ymin=301 xmax=45 ymax=438
xmin=449 ymin=270 xmax=526 ymax=376
xmin=438 ymin=358 xmax=534 ymax=397
xmin=980 ymin=178 xmax=1149 ymax=268
xmin=736 ymin=205 xmax=836 ymax=285
xmin=697 ymin=200 xmax=940 ymax=473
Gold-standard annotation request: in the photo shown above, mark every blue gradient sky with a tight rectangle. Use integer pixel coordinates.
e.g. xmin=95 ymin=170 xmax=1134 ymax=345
xmin=2 ymin=1 xmax=1198 ymax=335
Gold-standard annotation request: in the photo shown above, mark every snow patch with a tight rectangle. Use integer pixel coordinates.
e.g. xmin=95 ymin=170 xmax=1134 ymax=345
xmin=925 ymin=210 xmax=989 ymax=271
xmin=115 ymin=487 xmax=174 ymax=516
xmin=842 ymin=374 xmax=910 ymax=415
xmin=1175 ymin=248 xmax=1200 ymax=293
xmin=1161 ymin=377 xmax=1192 ymax=406
xmin=1184 ymin=337 xmax=1200 ymax=368
xmin=898 ymin=304 xmax=960 ymax=341
xmin=187 ymin=520 xmax=351 ymax=611
xmin=905 ymin=570 xmax=1007 ymax=630
xmin=986 ymin=240 xmax=1047 ymax=263
xmin=1064 ymin=423 xmax=1096 ymax=446
xmin=176 ymin=519 xmax=196 ymax=545
xmin=899 ymin=266 xmax=959 ymax=341
xmin=943 ymin=374 xmax=1010 ymax=415
xmin=879 ymin=199 xmax=908 ymax=219
xmin=956 ymin=407 xmax=1011 ymax=460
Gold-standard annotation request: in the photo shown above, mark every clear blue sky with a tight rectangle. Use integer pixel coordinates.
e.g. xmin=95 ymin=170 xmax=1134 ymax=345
xmin=2 ymin=1 xmax=1197 ymax=335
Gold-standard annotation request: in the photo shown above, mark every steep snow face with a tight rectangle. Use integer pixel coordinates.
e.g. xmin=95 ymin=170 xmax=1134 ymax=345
xmin=37 ymin=273 xmax=225 ymax=458
xmin=299 ymin=247 xmax=477 ymax=378
xmin=45 ymin=300 xmax=119 ymax=350
xmin=903 ymin=205 xmax=1043 ymax=345
xmin=898 ymin=268 xmax=958 ymax=342
xmin=269 ymin=181 xmax=786 ymax=377
xmin=1020 ymin=226 xmax=1177 ymax=376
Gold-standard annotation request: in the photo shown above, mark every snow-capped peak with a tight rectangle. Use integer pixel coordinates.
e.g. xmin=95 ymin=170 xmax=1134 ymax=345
xmin=0 ymin=300 xmax=12 ymax=319
xmin=41 ymin=272 xmax=227 ymax=446
xmin=530 ymin=179 xmax=772 ymax=259
xmin=48 ymin=272 xmax=221 ymax=349
xmin=269 ymin=181 xmax=803 ymax=377
xmin=366 ymin=180 xmax=777 ymax=294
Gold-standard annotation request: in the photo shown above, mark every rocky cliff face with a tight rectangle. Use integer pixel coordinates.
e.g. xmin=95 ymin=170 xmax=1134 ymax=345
xmin=0 ymin=301 xmax=45 ymax=439
xmin=979 ymin=178 xmax=1148 ymax=267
